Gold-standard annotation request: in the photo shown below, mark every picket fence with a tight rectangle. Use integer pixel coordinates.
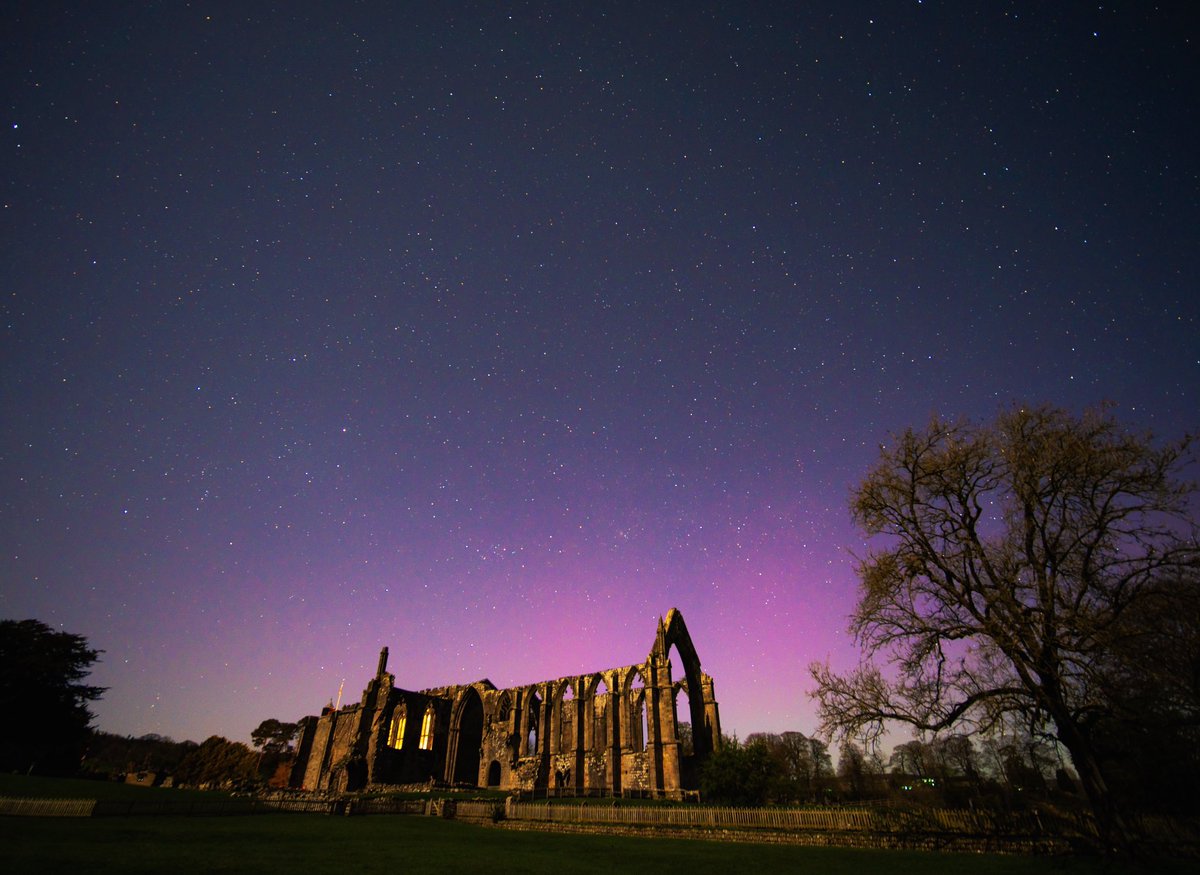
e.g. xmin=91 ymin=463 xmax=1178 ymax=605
xmin=504 ymin=800 xmax=1059 ymax=836
xmin=0 ymin=797 xmax=97 ymax=817
xmin=0 ymin=796 xmax=335 ymax=817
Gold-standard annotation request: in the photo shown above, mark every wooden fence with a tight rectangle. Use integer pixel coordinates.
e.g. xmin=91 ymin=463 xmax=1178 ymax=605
xmin=0 ymin=796 xmax=341 ymax=817
xmin=347 ymin=798 xmax=428 ymax=816
xmin=504 ymin=800 xmax=1072 ymax=837
xmin=0 ymin=797 xmax=97 ymax=817
xmin=457 ymin=800 xmax=504 ymax=820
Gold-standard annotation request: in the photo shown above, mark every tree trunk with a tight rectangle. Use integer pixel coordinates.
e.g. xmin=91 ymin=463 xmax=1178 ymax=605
xmin=1051 ymin=713 xmax=1131 ymax=852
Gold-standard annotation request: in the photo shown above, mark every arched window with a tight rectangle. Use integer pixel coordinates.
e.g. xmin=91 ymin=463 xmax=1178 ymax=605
xmin=388 ymin=708 xmax=407 ymax=749
xmin=419 ymin=705 xmax=435 ymax=750
xmin=525 ymin=690 xmax=541 ymax=756
xmin=629 ymin=672 xmax=648 ymax=752
xmin=593 ymin=677 xmax=609 ymax=748
xmin=673 ymin=682 xmax=693 ymax=756
xmin=559 ymin=682 xmax=576 ymax=751
xmin=669 ymin=647 xmax=695 ymax=756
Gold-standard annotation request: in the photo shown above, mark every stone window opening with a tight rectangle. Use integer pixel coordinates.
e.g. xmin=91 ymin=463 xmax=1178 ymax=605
xmin=419 ymin=706 xmax=435 ymax=750
xmin=559 ymin=683 xmax=576 ymax=751
xmin=526 ymin=705 xmax=539 ymax=755
xmin=523 ymin=690 xmax=541 ymax=756
xmin=629 ymin=672 xmax=648 ymax=752
xmin=388 ymin=710 xmax=407 ymax=749
xmin=593 ymin=677 xmax=609 ymax=748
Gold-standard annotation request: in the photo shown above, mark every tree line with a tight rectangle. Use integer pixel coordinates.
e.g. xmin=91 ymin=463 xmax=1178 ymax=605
xmin=78 ymin=726 xmax=298 ymax=790
xmin=698 ymin=729 xmax=1078 ymax=808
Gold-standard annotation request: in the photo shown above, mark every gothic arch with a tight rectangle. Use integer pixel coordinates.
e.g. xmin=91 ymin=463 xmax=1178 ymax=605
xmin=553 ymin=677 xmax=580 ymax=753
xmin=622 ymin=668 xmax=649 ymax=752
xmin=520 ymin=685 xmax=542 ymax=757
xmin=447 ymin=686 xmax=484 ymax=785
xmin=494 ymin=691 xmax=513 ymax=729
xmin=584 ymin=673 xmax=612 ymax=751
xmin=655 ymin=609 xmax=713 ymax=757
xmin=419 ymin=702 xmax=436 ymax=751
xmin=387 ymin=703 xmax=408 ymax=749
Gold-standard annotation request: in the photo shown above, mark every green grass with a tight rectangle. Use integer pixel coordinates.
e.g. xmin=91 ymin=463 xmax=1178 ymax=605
xmin=1 ymin=813 xmax=1189 ymax=875
xmin=2 ymin=775 xmax=1188 ymax=874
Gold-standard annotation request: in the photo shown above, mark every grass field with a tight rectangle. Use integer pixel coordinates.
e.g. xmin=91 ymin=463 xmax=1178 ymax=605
xmin=0 ymin=813 xmax=1174 ymax=875
xmin=2 ymin=775 xmax=1188 ymax=874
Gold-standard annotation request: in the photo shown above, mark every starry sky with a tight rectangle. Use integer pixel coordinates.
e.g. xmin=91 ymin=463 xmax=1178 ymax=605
xmin=2 ymin=2 xmax=1197 ymax=746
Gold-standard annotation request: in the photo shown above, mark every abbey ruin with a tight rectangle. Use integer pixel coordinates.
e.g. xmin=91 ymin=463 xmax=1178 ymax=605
xmin=290 ymin=608 xmax=721 ymax=797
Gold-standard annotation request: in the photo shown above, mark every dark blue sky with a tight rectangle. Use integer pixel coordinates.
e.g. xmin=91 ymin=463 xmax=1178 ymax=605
xmin=3 ymin=2 xmax=1196 ymax=744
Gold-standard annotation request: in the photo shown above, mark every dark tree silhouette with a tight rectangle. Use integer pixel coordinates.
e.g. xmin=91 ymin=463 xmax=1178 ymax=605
xmin=174 ymin=736 xmax=259 ymax=788
xmin=250 ymin=718 xmax=299 ymax=753
xmin=699 ymin=736 xmax=777 ymax=805
xmin=811 ymin=404 xmax=1199 ymax=847
xmin=0 ymin=619 xmax=104 ymax=774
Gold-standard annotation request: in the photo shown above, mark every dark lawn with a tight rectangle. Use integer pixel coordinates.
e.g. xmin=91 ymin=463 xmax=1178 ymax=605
xmin=1 ymin=813 xmax=1189 ymax=875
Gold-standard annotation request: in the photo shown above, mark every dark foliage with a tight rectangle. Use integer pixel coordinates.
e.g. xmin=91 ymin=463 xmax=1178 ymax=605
xmin=699 ymin=736 xmax=778 ymax=805
xmin=80 ymin=731 xmax=197 ymax=779
xmin=174 ymin=735 xmax=259 ymax=789
xmin=0 ymin=619 xmax=104 ymax=775
xmin=1091 ymin=574 xmax=1200 ymax=813
xmin=250 ymin=718 xmax=299 ymax=753
xmin=743 ymin=731 xmax=835 ymax=803
xmin=835 ymin=741 xmax=886 ymax=801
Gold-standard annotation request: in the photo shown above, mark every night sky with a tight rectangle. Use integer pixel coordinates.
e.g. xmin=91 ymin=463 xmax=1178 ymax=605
xmin=3 ymin=2 xmax=1196 ymax=746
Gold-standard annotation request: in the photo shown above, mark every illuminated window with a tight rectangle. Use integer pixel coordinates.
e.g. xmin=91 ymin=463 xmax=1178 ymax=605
xmin=419 ymin=707 xmax=435 ymax=750
xmin=388 ymin=711 xmax=406 ymax=749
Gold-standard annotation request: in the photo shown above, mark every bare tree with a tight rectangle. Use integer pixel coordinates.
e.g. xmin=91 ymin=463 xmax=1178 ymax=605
xmin=932 ymin=734 xmax=981 ymax=783
xmin=889 ymin=739 xmax=936 ymax=779
xmin=744 ymin=730 xmax=834 ymax=802
xmin=811 ymin=404 xmax=1198 ymax=847
xmin=836 ymin=741 xmax=885 ymax=800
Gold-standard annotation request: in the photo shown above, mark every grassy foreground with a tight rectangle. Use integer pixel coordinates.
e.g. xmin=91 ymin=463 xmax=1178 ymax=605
xmin=1 ymin=776 xmax=1186 ymax=874
xmin=3 ymin=813 xmax=1190 ymax=875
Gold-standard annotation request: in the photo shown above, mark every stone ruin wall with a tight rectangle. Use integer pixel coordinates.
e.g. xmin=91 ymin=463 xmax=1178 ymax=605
xmin=290 ymin=608 xmax=721 ymax=799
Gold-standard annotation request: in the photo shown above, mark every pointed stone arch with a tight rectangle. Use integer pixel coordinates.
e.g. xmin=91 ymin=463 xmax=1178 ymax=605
xmin=622 ymin=667 xmax=649 ymax=752
xmin=520 ymin=685 xmax=542 ymax=757
xmin=653 ymin=608 xmax=715 ymax=758
xmin=552 ymin=677 xmax=579 ymax=754
xmin=387 ymin=703 xmax=408 ymax=749
xmin=446 ymin=686 xmax=484 ymax=785
xmin=418 ymin=702 xmax=436 ymax=751
xmin=590 ymin=672 xmax=617 ymax=749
